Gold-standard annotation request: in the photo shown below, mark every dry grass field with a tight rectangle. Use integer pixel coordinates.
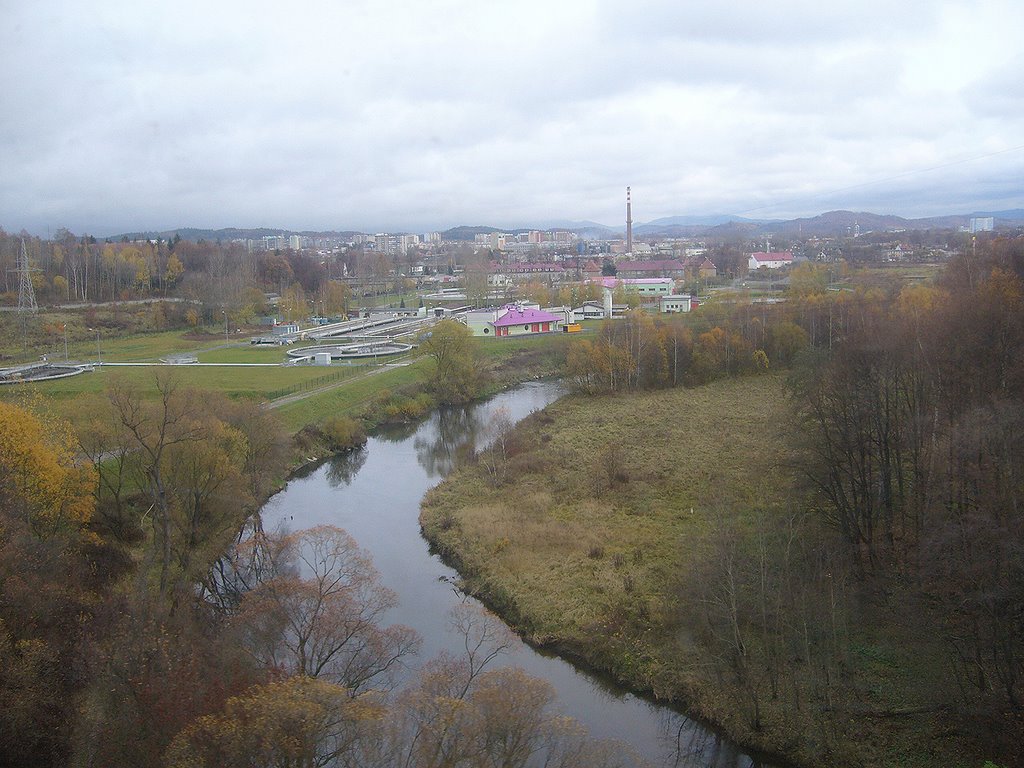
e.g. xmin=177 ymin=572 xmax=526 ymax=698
xmin=421 ymin=373 xmax=980 ymax=768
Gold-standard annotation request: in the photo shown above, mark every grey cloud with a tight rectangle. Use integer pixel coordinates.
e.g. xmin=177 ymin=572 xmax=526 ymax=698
xmin=2 ymin=0 xmax=1023 ymax=235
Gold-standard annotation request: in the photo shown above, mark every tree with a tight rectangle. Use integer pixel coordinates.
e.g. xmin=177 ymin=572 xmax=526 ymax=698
xmin=320 ymin=279 xmax=352 ymax=316
xmin=165 ymin=676 xmax=383 ymax=768
xmin=0 ymin=400 xmax=94 ymax=537
xmin=462 ymin=253 xmax=491 ymax=308
xmin=104 ymin=374 xmax=287 ymax=604
xmin=280 ymin=281 xmax=308 ymax=322
xmin=420 ymin=319 xmax=482 ymax=404
xmin=163 ymin=417 xmax=248 ymax=584
xmin=787 ymin=263 xmax=828 ymax=297
xmin=383 ymin=604 xmax=631 ymax=768
xmin=0 ymin=401 xmax=104 ymax=768
xmin=107 ymin=374 xmax=204 ymax=599
xmin=233 ymin=526 xmax=420 ymax=692
xmin=767 ymin=320 xmax=808 ymax=366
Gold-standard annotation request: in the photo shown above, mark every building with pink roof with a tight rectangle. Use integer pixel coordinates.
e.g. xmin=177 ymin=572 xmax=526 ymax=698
xmin=465 ymin=303 xmax=563 ymax=338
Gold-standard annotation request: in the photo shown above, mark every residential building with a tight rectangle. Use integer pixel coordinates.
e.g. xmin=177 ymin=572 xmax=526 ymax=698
xmin=615 ymin=259 xmax=688 ymax=279
xmin=970 ymin=217 xmax=994 ymax=233
xmin=747 ymin=251 xmax=793 ymax=270
xmin=659 ymin=294 xmax=692 ymax=313
xmin=399 ymin=234 xmax=420 ymax=252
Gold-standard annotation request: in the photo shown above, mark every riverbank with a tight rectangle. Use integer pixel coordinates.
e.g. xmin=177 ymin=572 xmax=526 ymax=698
xmin=420 ymin=374 xmax=976 ymax=768
xmin=288 ymin=331 xmax=577 ymax=459
xmin=261 ymin=380 xmax=773 ymax=766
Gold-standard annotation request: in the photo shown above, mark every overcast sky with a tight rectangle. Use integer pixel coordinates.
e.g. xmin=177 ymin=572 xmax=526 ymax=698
xmin=2 ymin=0 xmax=1022 ymax=236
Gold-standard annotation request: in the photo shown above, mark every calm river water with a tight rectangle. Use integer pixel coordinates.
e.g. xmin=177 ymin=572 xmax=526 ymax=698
xmin=259 ymin=381 xmax=776 ymax=767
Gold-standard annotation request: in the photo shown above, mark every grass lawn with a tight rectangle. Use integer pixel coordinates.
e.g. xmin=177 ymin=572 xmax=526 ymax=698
xmin=273 ymin=358 xmax=429 ymax=433
xmin=471 ymin=332 xmax=575 ymax=360
xmin=3 ymin=318 xmax=574 ymax=438
xmin=87 ymin=330 xmax=228 ymax=362
xmin=1 ymin=363 xmax=349 ymax=401
xmin=197 ymin=344 xmax=308 ymax=364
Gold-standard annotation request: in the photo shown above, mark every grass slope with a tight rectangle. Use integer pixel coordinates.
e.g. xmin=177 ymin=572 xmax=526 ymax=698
xmin=423 ymin=374 xmax=796 ymax=642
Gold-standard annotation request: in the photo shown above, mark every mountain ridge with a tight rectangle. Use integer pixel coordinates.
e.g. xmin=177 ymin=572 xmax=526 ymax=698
xmin=103 ymin=208 xmax=1024 ymax=243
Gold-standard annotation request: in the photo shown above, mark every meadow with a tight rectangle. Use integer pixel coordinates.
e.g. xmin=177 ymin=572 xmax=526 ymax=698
xmin=422 ymin=373 xmax=798 ymax=643
xmin=0 ymin=318 xmax=574 ymax=436
xmin=421 ymin=372 xmax=969 ymax=768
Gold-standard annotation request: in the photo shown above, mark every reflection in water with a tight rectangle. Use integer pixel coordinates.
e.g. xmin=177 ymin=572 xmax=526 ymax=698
xmin=325 ymin=446 xmax=368 ymax=488
xmin=413 ymin=405 xmax=487 ymax=477
xmin=374 ymin=418 xmax=421 ymax=443
xmin=659 ymin=712 xmax=766 ymax=768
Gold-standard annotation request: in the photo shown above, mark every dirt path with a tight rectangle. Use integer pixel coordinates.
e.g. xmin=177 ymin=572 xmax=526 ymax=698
xmin=264 ymin=361 xmax=413 ymax=410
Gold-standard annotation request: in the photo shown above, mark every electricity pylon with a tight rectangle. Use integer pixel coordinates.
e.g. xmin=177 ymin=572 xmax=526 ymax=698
xmin=16 ymin=238 xmax=39 ymax=313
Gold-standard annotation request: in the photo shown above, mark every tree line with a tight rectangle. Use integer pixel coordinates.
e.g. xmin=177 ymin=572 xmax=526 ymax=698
xmin=0 ymin=230 xmax=361 ymax=327
xmin=792 ymin=238 xmax=1024 ymax=737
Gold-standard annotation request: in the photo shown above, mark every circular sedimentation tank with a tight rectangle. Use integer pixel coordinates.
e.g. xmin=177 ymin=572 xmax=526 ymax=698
xmin=0 ymin=362 xmax=91 ymax=384
xmin=286 ymin=341 xmax=412 ymax=360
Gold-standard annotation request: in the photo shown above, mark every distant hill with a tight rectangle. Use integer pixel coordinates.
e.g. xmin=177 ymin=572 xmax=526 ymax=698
xmin=762 ymin=209 xmax=1024 ymax=236
xmin=641 ymin=214 xmax=772 ymax=228
xmin=106 ymin=208 xmax=1024 ymax=245
xmin=111 ymin=227 xmax=365 ymax=242
xmin=526 ymin=219 xmax=616 ymax=234
xmin=975 ymin=209 xmax=1024 ymax=223
xmin=441 ymin=225 xmax=502 ymax=241
xmin=762 ymin=210 xmax=910 ymax=236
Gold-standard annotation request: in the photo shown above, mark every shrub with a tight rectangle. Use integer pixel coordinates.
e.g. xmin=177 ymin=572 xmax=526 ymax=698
xmin=320 ymin=416 xmax=365 ymax=451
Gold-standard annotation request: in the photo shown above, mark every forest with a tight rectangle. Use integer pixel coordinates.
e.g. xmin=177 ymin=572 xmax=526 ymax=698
xmin=0 ymin=228 xmax=410 ymax=331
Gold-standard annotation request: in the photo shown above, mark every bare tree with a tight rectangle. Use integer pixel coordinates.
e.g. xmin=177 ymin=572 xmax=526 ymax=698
xmin=233 ymin=525 xmax=420 ymax=693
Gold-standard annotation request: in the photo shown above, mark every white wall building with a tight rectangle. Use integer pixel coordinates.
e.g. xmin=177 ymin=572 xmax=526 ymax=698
xmin=659 ymin=294 xmax=692 ymax=313
xmin=748 ymin=251 xmax=793 ymax=270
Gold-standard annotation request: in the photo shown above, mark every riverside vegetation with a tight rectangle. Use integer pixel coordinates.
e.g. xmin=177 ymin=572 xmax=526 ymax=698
xmin=422 ymin=238 xmax=1024 ymax=768
xmin=1 ymin=302 xmax=607 ymax=766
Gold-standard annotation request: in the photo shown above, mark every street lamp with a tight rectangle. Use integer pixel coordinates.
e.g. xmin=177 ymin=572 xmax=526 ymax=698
xmin=223 ymin=310 xmax=229 ymax=342
xmin=87 ymin=327 xmax=101 ymax=365
xmin=62 ymin=323 xmax=68 ymax=361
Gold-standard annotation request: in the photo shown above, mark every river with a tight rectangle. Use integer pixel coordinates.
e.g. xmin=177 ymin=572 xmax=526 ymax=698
xmin=259 ymin=381 xmax=776 ymax=767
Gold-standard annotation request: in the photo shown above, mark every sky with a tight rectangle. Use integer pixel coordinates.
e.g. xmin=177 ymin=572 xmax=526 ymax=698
xmin=2 ymin=0 xmax=1023 ymax=236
